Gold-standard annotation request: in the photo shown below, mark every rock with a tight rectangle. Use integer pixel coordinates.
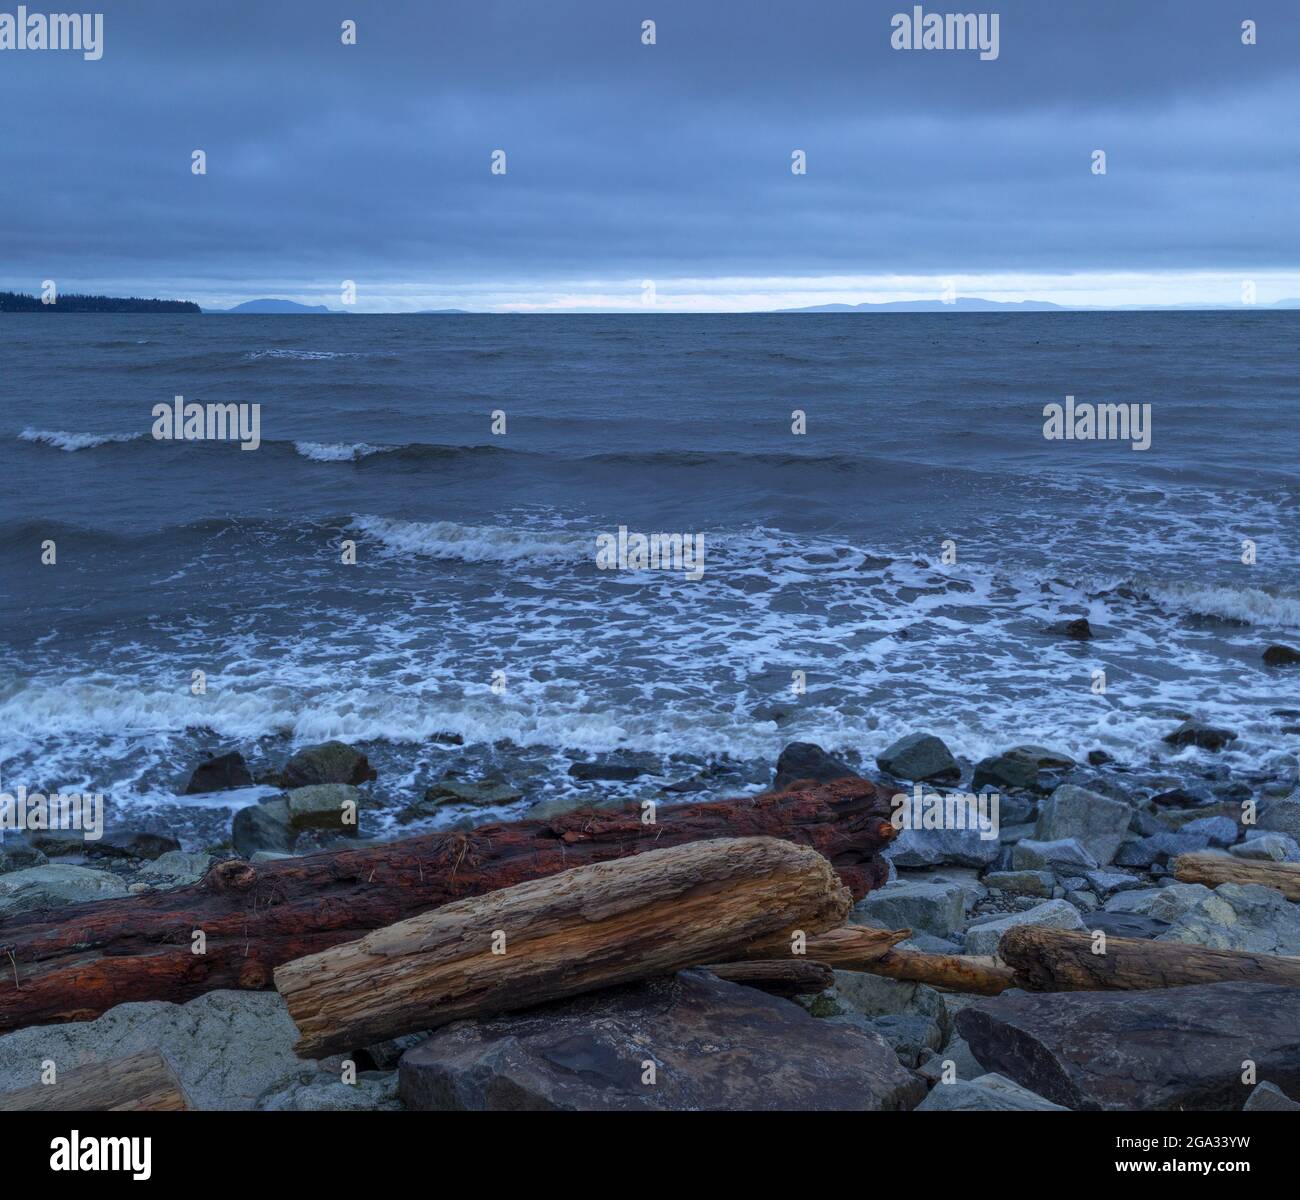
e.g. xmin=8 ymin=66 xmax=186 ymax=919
xmin=1106 ymin=881 xmax=1300 ymax=954
xmin=567 ymin=754 xmax=660 ymax=782
xmin=971 ymin=751 xmax=1043 ymax=794
xmin=1178 ymin=815 xmax=1239 ymax=847
xmin=258 ymin=1070 xmax=402 ymax=1112
xmin=916 ymin=1072 xmax=1068 ymax=1111
xmin=1258 ymin=794 xmax=1300 ymax=840
xmin=1263 ymin=644 xmax=1300 ymax=668
xmin=1163 ymin=720 xmax=1238 ymax=752
xmin=360 ymin=1033 xmax=431 ymax=1072
xmin=964 ymin=899 xmax=1085 ymax=957
xmin=0 ymin=864 xmax=128 ymax=914
xmin=850 ymin=879 xmax=967 ymax=938
xmin=1232 ymin=833 xmax=1300 ymax=863
xmin=285 ymin=784 xmax=364 ymax=833
xmin=398 ymin=970 xmax=924 ymax=1111
xmin=418 ymin=777 xmax=524 ymax=809
xmin=0 ymin=990 xmax=310 ymax=1111
xmin=1008 ymin=746 xmax=1076 ymax=770
xmin=1243 ymin=1081 xmax=1300 ymax=1112
xmin=135 ymin=850 xmax=214 ymax=889
xmin=1087 ymin=749 xmax=1114 ymax=766
xmin=279 ymin=740 xmax=377 ymax=789
xmin=875 ymin=733 xmax=960 ymax=783
xmin=837 ymin=1013 xmax=941 ymax=1068
xmin=1034 ymin=785 xmax=1131 ymax=865
xmin=886 ymin=826 xmax=1000 ymax=869
xmin=771 ymin=742 xmax=858 ymax=792
xmin=1012 ymin=838 xmax=1099 ymax=874
xmin=184 ymin=750 xmax=253 ymax=794
xmin=1086 ymin=912 xmax=1173 ymax=940
xmin=0 ymin=838 xmax=47 ymax=873
xmin=1047 ymin=617 xmax=1093 ymax=640
xmin=1083 ymin=870 xmax=1144 ymax=899
xmin=231 ymin=798 xmax=294 ymax=858
xmin=524 ymin=794 xmax=629 ymax=820
xmin=956 ymin=982 xmax=1300 ymax=1110
xmin=982 ymin=870 xmax=1056 ymax=898
xmin=1149 ymin=787 xmax=1210 ymax=809
xmin=1114 ymin=830 xmax=1214 ymax=867
xmin=84 ymin=830 xmax=182 ymax=862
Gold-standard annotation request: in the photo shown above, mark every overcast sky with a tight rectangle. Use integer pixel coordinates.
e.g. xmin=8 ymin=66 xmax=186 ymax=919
xmin=2 ymin=0 xmax=1297 ymax=309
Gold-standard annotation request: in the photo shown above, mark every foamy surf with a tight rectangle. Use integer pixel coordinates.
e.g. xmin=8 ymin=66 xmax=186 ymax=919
xmin=349 ymin=515 xmax=590 ymax=563
xmin=19 ymin=428 xmax=141 ymax=451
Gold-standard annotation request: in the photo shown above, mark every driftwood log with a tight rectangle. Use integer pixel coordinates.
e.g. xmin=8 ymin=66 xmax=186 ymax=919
xmin=0 ymin=778 xmax=896 ymax=1033
xmin=1000 ymin=925 xmax=1300 ymax=991
xmin=702 ymin=959 xmax=836 ymax=997
xmin=1173 ymin=851 xmax=1300 ymax=901
xmin=274 ymin=837 xmax=852 ymax=1057
xmin=0 ymin=1050 xmax=189 ymax=1112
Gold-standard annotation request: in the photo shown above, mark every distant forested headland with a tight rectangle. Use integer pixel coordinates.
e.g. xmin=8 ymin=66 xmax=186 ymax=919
xmin=0 ymin=291 xmax=201 ymax=313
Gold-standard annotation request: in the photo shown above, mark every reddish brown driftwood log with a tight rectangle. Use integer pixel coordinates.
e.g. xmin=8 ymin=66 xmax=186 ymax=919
xmin=701 ymin=959 xmax=836 ymax=997
xmin=0 ymin=778 xmax=896 ymax=1032
xmin=0 ymin=1050 xmax=189 ymax=1112
xmin=275 ymin=837 xmax=851 ymax=1057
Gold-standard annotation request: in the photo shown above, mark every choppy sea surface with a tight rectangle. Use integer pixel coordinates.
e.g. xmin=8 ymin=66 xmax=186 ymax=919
xmin=1 ymin=312 xmax=1297 ymax=846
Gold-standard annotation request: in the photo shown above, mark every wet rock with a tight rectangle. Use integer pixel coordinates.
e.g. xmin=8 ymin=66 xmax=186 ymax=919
xmin=1149 ymin=787 xmax=1211 ymax=808
xmin=964 ymin=899 xmax=1085 ymax=956
xmin=285 ymin=784 xmax=364 ymax=833
xmin=0 ymin=990 xmax=311 ymax=1111
xmin=135 ymin=850 xmax=214 ymax=889
xmin=850 ymin=878 xmax=967 ymax=938
xmin=875 ymin=733 xmax=960 ymax=783
xmin=398 ymin=970 xmax=924 ymax=1111
xmin=84 ymin=830 xmax=182 ymax=862
xmin=279 ymin=740 xmax=377 ymax=789
xmin=1262 ymin=644 xmax=1300 ymax=668
xmin=1012 ymin=838 xmax=1099 ymax=874
xmin=772 ymin=742 xmax=858 ymax=792
xmin=1047 ymin=618 xmax=1093 ymax=640
xmin=956 ymin=982 xmax=1300 ymax=1110
xmin=231 ymin=798 xmax=294 ymax=858
xmin=971 ymin=751 xmax=1044 ymax=794
xmin=184 ymin=750 xmax=253 ymax=795
xmin=524 ymin=794 xmax=629 ymax=820
xmin=1163 ymin=721 xmax=1238 ymax=753
xmin=1034 ymin=784 xmax=1130 ymax=865
xmin=917 ymin=1072 xmax=1068 ymax=1111
xmin=1087 ymin=749 xmax=1115 ymax=767
xmin=568 ymin=754 xmax=660 ymax=782
xmin=1243 ymin=1081 xmax=1300 ymax=1112
xmin=417 ymin=777 xmax=524 ymax=809
xmin=0 ymin=864 xmax=128 ymax=914
xmin=1008 ymin=746 xmax=1076 ymax=770
xmin=0 ymin=838 xmax=47 ymax=873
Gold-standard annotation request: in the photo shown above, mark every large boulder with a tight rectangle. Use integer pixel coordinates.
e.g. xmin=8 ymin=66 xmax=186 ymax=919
xmin=1034 ymin=785 xmax=1130 ymax=865
xmin=1163 ymin=721 xmax=1237 ymax=752
xmin=956 ymin=982 xmax=1300 ymax=1110
xmin=398 ymin=970 xmax=924 ymax=1111
xmin=0 ymin=864 xmax=127 ymax=914
xmin=184 ymin=750 xmax=253 ymax=795
xmin=285 ymin=784 xmax=364 ymax=834
xmin=771 ymin=742 xmax=858 ymax=792
xmin=0 ymin=991 xmax=312 ymax=1111
xmin=413 ymin=776 xmax=524 ymax=812
xmin=963 ymin=899 xmax=1085 ymax=957
xmin=1258 ymin=793 xmax=1300 ymax=840
xmin=135 ymin=850 xmax=214 ymax=889
xmin=1106 ymin=882 xmax=1300 ymax=954
xmin=875 ymin=733 xmax=960 ymax=783
xmin=886 ymin=826 xmax=1000 ymax=869
xmin=231 ymin=798 xmax=295 ymax=858
xmin=1262 ymin=645 xmax=1300 ymax=668
xmin=916 ymin=1072 xmax=1068 ymax=1111
xmin=851 ymin=878 xmax=967 ymax=938
xmin=1012 ymin=838 xmax=1099 ymax=874
xmin=279 ymin=740 xmax=377 ymax=789
xmin=970 ymin=751 xmax=1044 ymax=794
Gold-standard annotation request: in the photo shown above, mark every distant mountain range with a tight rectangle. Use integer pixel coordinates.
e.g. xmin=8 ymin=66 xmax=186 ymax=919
xmin=204 ymin=299 xmax=341 ymax=314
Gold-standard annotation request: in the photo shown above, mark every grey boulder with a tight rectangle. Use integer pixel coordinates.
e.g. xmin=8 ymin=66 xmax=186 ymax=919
xmin=875 ymin=733 xmax=960 ymax=783
xmin=1034 ymin=785 xmax=1131 ymax=865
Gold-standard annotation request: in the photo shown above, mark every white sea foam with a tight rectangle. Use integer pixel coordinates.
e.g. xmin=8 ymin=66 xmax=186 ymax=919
xmin=19 ymin=428 xmax=140 ymax=451
xmin=349 ymin=515 xmax=590 ymax=563
xmin=1142 ymin=581 xmax=1300 ymax=631
xmin=294 ymin=441 xmax=394 ymax=462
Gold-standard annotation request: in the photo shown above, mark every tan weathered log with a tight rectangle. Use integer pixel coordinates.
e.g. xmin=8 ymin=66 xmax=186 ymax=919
xmin=0 ymin=1050 xmax=188 ymax=1112
xmin=1172 ymin=851 xmax=1300 ymax=901
xmin=0 ymin=778 xmax=898 ymax=1033
xmin=740 ymin=923 xmax=911 ymax=965
xmin=1000 ymin=925 xmax=1300 ymax=992
xmin=702 ymin=959 xmax=835 ymax=997
xmin=274 ymin=836 xmax=852 ymax=1057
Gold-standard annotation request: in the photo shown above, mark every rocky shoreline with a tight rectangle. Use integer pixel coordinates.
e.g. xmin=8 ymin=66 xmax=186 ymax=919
xmin=2 ymin=714 xmax=1300 ymax=1111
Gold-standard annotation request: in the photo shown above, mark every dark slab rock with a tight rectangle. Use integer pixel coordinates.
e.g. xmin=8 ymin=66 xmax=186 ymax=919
xmin=1163 ymin=721 xmax=1238 ymax=753
xmin=772 ymin=742 xmax=858 ymax=792
xmin=1086 ymin=911 xmax=1173 ymax=940
xmin=971 ymin=750 xmax=1043 ymax=794
xmin=184 ymin=750 xmax=253 ymax=795
xmin=399 ymin=969 xmax=925 ymax=1112
xmin=85 ymin=830 xmax=182 ymax=862
xmin=957 ymin=982 xmax=1300 ymax=1111
xmin=876 ymin=733 xmax=961 ymax=784
xmin=279 ymin=740 xmax=377 ymax=789
xmin=567 ymin=755 xmax=659 ymax=782
xmin=1047 ymin=617 xmax=1093 ymax=640
xmin=1263 ymin=644 xmax=1300 ymax=668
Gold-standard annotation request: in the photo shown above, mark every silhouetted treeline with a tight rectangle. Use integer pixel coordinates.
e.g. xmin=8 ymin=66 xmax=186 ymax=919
xmin=0 ymin=291 xmax=201 ymax=313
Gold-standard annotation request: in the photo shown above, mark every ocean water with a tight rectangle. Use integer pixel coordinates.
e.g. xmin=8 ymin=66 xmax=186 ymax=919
xmin=1 ymin=312 xmax=1297 ymax=846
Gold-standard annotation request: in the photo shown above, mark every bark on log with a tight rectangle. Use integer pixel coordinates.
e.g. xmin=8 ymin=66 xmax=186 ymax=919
xmin=702 ymin=959 xmax=836 ymax=997
xmin=0 ymin=778 xmax=896 ymax=1033
xmin=741 ymin=923 xmax=911 ymax=964
xmin=1172 ymin=851 xmax=1300 ymax=901
xmin=274 ymin=836 xmax=852 ymax=1057
xmin=1000 ymin=925 xmax=1300 ymax=992
xmin=0 ymin=1050 xmax=188 ymax=1112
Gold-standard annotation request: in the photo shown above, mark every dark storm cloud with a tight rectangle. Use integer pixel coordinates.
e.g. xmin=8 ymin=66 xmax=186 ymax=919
xmin=1 ymin=0 xmax=1296 ymax=300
